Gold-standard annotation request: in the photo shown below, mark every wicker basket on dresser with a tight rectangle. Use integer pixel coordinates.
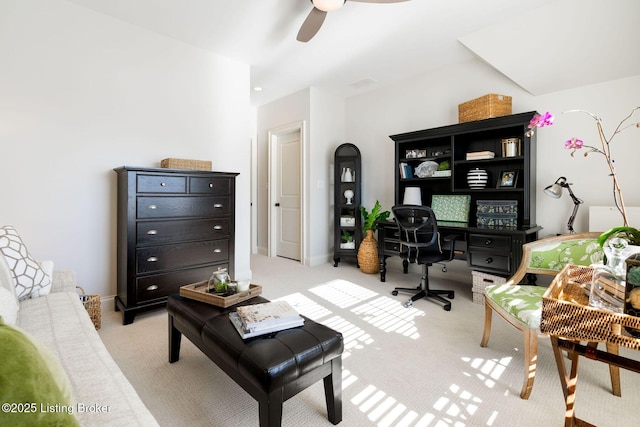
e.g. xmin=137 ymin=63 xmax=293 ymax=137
xmin=114 ymin=166 xmax=239 ymax=324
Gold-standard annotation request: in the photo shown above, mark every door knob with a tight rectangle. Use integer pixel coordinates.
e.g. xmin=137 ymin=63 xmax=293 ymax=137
xmin=275 ymin=203 xmax=280 ymax=207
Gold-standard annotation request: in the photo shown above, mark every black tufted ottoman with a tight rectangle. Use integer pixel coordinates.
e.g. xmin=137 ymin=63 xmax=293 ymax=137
xmin=167 ymin=294 xmax=343 ymax=427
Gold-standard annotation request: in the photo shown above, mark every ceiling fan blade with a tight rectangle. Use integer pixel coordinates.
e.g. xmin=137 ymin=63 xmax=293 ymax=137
xmin=297 ymin=7 xmax=327 ymax=42
xmin=348 ymin=0 xmax=410 ymax=3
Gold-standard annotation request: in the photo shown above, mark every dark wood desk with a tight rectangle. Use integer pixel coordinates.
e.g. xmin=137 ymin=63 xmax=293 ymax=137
xmin=377 ymin=220 xmax=541 ymax=281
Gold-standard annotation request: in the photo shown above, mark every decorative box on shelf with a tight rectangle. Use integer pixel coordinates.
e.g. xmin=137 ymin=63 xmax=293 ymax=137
xmin=458 ymin=94 xmax=512 ymax=123
xmin=432 ymin=170 xmax=452 ymax=177
xmin=476 ymin=200 xmax=518 ymax=214
xmin=160 ymin=158 xmax=212 ymax=171
xmin=180 ymin=282 xmax=262 ymax=308
xmin=477 ymin=213 xmax=517 ymax=228
xmin=340 ymin=216 xmax=356 ymax=226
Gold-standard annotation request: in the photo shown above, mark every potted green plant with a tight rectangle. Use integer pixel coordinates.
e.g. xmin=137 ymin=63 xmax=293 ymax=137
xmin=358 ymin=201 xmax=391 ymax=273
xmin=340 ymin=230 xmax=355 ymax=250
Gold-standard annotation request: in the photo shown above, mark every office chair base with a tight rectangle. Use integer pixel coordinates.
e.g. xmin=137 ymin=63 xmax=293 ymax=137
xmin=392 ymin=286 xmax=453 ymax=311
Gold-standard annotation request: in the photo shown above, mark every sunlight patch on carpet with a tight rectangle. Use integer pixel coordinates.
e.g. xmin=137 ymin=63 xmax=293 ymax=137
xmin=308 ymin=279 xmax=425 ymax=339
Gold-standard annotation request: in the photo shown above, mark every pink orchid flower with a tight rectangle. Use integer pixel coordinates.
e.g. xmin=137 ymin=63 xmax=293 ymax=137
xmin=564 ymin=137 xmax=584 ymax=156
xmin=527 ymin=111 xmax=554 ymax=129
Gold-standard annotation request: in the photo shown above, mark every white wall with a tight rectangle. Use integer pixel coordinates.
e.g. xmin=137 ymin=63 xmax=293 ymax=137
xmin=308 ymin=88 xmax=346 ymax=265
xmin=256 ymin=88 xmax=346 ymax=266
xmin=346 ymin=58 xmax=640 ymax=238
xmin=255 ymin=89 xmax=310 ymax=256
xmin=0 ymin=0 xmax=252 ymax=297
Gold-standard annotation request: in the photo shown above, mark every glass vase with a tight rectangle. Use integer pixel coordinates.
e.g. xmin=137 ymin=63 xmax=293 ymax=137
xmin=589 ymin=238 xmax=628 ymax=313
xmin=207 ymin=267 xmax=230 ymax=294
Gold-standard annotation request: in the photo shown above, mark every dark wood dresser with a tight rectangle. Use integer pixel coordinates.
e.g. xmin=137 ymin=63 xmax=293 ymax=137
xmin=114 ymin=166 xmax=238 ymax=324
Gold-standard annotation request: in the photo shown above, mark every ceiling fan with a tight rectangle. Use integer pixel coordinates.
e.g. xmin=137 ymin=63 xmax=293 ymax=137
xmin=297 ymin=0 xmax=410 ymax=42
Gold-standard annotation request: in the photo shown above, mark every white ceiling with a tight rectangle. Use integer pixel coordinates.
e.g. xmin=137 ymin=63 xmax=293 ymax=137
xmin=66 ymin=0 xmax=640 ymax=107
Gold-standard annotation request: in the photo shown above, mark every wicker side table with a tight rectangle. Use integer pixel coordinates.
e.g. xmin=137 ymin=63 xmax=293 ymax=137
xmin=541 ymin=264 xmax=640 ymax=427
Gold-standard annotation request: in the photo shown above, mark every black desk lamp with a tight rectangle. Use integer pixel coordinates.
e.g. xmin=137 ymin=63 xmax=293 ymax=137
xmin=544 ymin=176 xmax=583 ymax=234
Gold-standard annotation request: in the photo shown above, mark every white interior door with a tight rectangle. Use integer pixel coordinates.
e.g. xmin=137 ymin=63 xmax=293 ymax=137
xmin=276 ymin=131 xmax=301 ymax=260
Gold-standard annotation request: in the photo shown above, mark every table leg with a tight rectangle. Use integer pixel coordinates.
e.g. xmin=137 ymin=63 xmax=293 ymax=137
xmin=168 ymin=314 xmax=182 ymax=363
xmin=550 ymin=336 xmax=580 ymax=427
xmin=605 ymin=342 xmax=622 ymax=396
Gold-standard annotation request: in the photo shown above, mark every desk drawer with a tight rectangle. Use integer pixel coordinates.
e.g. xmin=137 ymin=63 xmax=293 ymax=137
xmin=136 ymin=239 xmax=229 ymax=273
xmin=384 ymin=239 xmax=402 ymax=253
xmin=468 ymin=234 xmax=511 ymax=251
xmin=468 ymin=251 xmax=511 ymax=273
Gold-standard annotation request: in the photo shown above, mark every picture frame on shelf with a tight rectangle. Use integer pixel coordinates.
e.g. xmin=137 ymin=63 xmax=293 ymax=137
xmin=497 ymin=170 xmax=518 ymax=188
xmin=415 ymin=149 xmax=427 ymax=158
xmin=405 ymin=149 xmax=418 ymax=159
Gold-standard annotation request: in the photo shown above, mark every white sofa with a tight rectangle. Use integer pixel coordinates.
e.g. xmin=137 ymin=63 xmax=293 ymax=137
xmin=9 ymin=269 xmax=159 ymax=426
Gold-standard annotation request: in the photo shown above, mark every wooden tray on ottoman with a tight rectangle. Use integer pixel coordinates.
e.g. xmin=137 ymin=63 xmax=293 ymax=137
xmin=180 ymin=281 xmax=262 ymax=308
xmin=541 ymin=264 xmax=640 ymax=350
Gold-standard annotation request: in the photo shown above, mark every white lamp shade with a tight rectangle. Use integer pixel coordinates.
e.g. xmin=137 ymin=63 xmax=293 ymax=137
xmin=544 ymin=184 xmax=563 ymax=199
xmin=403 ymin=187 xmax=422 ymax=205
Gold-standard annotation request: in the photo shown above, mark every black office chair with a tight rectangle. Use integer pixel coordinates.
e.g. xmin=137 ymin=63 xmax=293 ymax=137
xmin=391 ymin=205 xmax=457 ymax=311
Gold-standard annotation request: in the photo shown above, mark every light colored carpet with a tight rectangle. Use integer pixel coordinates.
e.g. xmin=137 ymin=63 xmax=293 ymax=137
xmin=99 ymin=255 xmax=640 ymax=426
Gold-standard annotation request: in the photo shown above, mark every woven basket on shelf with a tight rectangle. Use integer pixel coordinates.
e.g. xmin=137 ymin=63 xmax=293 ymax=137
xmin=160 ymin=158 xmax=212 ymax=171
xmin=358 ymin=230 xmax=380 ymax=274
xmin=77 ymin=286 xmax=101 ymax=330
xmin=458 ymin=94 xmax=512 ymax=123
xmin=541 ymin=264 xmax=640 ymax=350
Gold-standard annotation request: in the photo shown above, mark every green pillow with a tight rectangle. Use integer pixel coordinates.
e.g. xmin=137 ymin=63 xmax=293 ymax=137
xmin=0 ymin=316 xmax=79 ymax=426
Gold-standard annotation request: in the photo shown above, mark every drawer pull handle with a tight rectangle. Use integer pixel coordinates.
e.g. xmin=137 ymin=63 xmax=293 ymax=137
xmin=147 ymin=230 xmax=158 ymax=235
xmin=209 ymin=183 xmax=214 ymax=188
xmin=484 ymin=239 xmax=492 ymax=245
xmin=214 ymin=203 xmax=223 ymax=208
xmin=146 ymin=285 xmax=159 ymax=291
xmin=213 ymin=248 xmax=222 ymax=253
xmin=485 ymin=257 xmax=493 ymax=264
xmin=213 ymin=225 xmax=222 ymax=230
xmin=148 ymin=204 xmax=157 ymax=210
xmin=147 ymin=256 xmax=158 ymax=262
xmin=160 ymin=182 xmax=166 ymax=187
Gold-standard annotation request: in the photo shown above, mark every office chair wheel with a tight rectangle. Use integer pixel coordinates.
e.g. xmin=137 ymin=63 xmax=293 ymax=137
xmin=404 ymin=299 xmax=413 ymax=308
xmin=392 ymin=290 xmax=398 ymax=296
xmin=447 ymin=292 xmax=455 ymax=299
xmin=443 ymin=303 xmax=451 ymax=311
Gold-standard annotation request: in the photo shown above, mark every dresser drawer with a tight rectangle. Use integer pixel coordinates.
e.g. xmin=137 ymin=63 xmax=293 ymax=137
xmin=137 ymin=175 xmax=187 ymax=193
xmin=137 ymin=196 xmax=230 ymax=219
xmin=468 ymin=251 xmax=511 ymax=273
xmin=136 ymin=264 xmax=228 ymax=303
xmin=468 ymin=234 xmax=511 ymax=251
xmin=136 ymin=239 xmax=230 ymax=274
xmin=137 ymin=219 xmax=230 ymax=245
xmin=190 ymin=177 xmax=231 ymax=195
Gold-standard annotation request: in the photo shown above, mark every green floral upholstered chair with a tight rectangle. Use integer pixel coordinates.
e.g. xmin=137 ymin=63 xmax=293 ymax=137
xmin=479 ymin=232 xmax=621 ymax=399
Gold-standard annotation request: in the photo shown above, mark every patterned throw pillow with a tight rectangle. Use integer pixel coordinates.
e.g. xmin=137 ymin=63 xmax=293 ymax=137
xmin=0 ymin=226 xmax=52 ymax=300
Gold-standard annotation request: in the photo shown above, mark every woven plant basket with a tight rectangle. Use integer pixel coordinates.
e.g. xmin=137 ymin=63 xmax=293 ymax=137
xmin=358 ymin=230 xmax=380 ymax=274
xmin=77 ymin=286 xmax=101 ymax=330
